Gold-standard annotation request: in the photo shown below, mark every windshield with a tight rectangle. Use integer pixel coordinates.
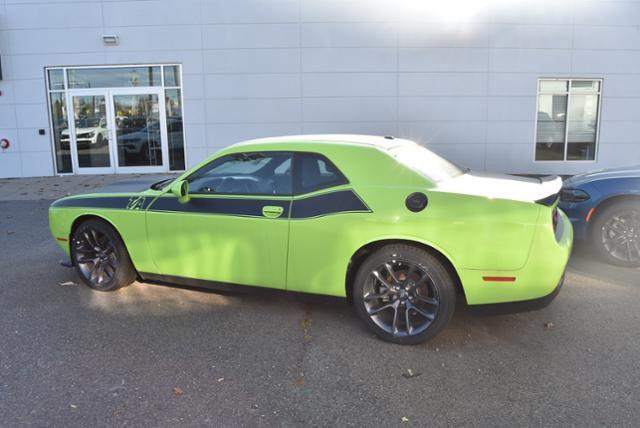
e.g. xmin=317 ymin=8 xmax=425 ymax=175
xmin=389 ymin=144 xmax=464 ymax=182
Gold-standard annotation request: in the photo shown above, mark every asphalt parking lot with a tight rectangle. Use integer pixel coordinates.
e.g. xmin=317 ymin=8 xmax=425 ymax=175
xmin=1 ymin=198 xmax=639 ymax=426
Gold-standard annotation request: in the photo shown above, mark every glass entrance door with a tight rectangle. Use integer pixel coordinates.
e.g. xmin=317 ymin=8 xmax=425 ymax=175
xmin=67 ymin=88 xmax=169 ymax=174
xmin=112 ymin=92 xmax=166 ymax=172
xmin=69 ymin=92 xmax=114 ymax=174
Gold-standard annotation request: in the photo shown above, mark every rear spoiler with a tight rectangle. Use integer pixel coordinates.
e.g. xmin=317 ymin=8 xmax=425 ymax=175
xmin=535 ymin=193 xmax=560 ymax=206
xmin=535 ymin=175 xmax=562 ymax=206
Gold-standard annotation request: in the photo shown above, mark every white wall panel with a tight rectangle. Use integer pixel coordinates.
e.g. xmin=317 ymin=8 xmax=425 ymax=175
xmin=574 ymin=25 xmax=640 ymax=50
xmin=601 ymin=98 xmax=640 ymax=122
xmin=398 ymin=121 xmax=486 ymax=144
xmin=206 ymin=98 xmax=301 ymax=123
xmin=486 ymin=121 xmax=534 ymax=144
xmin=184 ymin=124 xmax=207 ymax=148
xmin=14 ymin=103 xmax=47 ymax=128
xmin=399 ymin=73 xmax=487 ymax=96
xmin=399 ymin=97 xmax=487 ymax=121
xmin=598 ymin=143 xmax=640 ymax=166
xmin=303 ymin=73 xmax=396 ymax=97
xmin=427 ymin=143 xmax=486 ymax=170
xmin=302 ymin=121 xmax=396 ymax=136
xmin=302 ymin=48 xmax=396 ymax=72
xmin=205 ymin=73 xmax=301 ymax=98
xmin=12 ymin=79 xmax=45 ymax=104
xmin=303 ymin=97 xmax=396 ymax=122
xmin=103 ymin=0 xmax=202 ymax=26
xmin=490 ymin=24 xmax=572 ymax=49
xmin=601 ymin=75 xmax=640 ymax=98
xmin=206 ymin=123 xmax=303 ymax=147
xmin=599 ymin=121 xmax=640 ymax=144
xmin=11 ymin=53 xmax=106 ymax=79
xmin=103 ymin=26 xmax=202 ymax=51
xmin=301 ymin=0 xmax=399 ymax=22
xmin=399 ymin=24 xmax=488 ymax=48
xmin=0 ymin=152 xmax=22 ymax=178
xmin=302 ymin=23 xmax=396 ymax=47
xmin=203 ymin=0 xmax=299 ymax=24
xmin=20 ymin=151 xmax=52 ymax=176
xmin=487 ymin=97 xmax=536 ymax=121
xmin=6 ymin=2 xmax=101 ymax=29
xmin=400 ymin=48 xmax=489 ymax=72
xmin=572 ymin=50 xmax=640 ymax=74
xmin=490 ymin=49 xmax=572 ymax=73
xmin=203 ymin=24 xmax=299 ymax=49
xmin=17 ymin=128 xmax=49 ymax=152
xmin=0 ymin=105 xmax=17 ymax=128
xmin=575 ymin=2 xmax=640 ymax=26
xmin=9 ymin=28 xmax=103 ymax=54
xmin=203 ymin=49 xmax=300 ymax=73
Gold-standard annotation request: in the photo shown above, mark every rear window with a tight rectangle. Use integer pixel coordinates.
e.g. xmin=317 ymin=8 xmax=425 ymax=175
xmin=389 ymin=144 xmax=463 ymax=182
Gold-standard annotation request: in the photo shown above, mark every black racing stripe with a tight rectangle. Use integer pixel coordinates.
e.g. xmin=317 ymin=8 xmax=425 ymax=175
xmin=51 ymin=197 xmax=132 ymax=209
xmin=148 ymin=196 xmax=291 ymax=218
xmin=291 ymin=190 xmax=370 ymax=219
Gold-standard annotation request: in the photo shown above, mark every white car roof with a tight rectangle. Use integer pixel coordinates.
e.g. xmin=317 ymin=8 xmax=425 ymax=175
xmin=232 ymin=134 xmax=416 ymax=151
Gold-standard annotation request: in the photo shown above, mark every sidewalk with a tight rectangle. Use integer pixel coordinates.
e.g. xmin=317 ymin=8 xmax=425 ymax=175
xmin=0 ymin=174 xmax=176 ymax=201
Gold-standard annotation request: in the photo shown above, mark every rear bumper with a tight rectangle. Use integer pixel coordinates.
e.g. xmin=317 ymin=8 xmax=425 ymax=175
xmin=459 ymin=209 xmax=573 ymax=305
xmin=470 ymin=273 xmax=564 ymax=315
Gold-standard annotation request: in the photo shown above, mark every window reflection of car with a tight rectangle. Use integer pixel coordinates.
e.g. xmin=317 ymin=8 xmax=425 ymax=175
xmin=118 ymin=119 xmax=184 ymax=156
xmin=61 ymin=117 xmax=107 ymax=147
xmin=118 ymin=121 xmax=161 ymax=156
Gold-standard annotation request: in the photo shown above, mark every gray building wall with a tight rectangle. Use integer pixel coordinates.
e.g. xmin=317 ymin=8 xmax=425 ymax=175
xmin=0 ymin=0 xmax=639 ymax=178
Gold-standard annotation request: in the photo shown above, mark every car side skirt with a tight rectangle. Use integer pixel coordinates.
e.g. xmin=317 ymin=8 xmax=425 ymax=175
xmin=139 ymin=272 xmax=346 ymax=303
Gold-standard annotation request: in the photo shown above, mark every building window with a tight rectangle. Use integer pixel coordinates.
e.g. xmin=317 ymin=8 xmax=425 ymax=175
xmin=535 ymin=79 xmax=602 ymax=161
xmin=47 ymin=69 xmax=72 ymax=173
xmin=46 ymin=64 xmax=187 ymax=174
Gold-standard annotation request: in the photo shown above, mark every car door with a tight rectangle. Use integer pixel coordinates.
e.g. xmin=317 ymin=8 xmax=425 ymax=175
xmin=286 ymin=152 xmax=372 ymax=296
xmin=145 ymin=151 xmax=293 ymax=289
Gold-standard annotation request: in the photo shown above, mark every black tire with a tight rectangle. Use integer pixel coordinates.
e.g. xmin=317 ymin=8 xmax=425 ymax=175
xmin=352 ymin=244 xmax=456 ymax=345
xmin=71 ymin=219 xmax=137 ymax=291
xmin=590 ymin=201 xmax=640 ymax=267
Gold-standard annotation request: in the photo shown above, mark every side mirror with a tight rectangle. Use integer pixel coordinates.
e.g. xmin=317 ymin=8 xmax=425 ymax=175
xmin=171 ymin=179 xmax=190 ymax=204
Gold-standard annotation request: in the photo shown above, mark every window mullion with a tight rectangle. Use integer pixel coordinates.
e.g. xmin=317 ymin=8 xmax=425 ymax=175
xmin=563 ymin=82 xmax=572 ymax=161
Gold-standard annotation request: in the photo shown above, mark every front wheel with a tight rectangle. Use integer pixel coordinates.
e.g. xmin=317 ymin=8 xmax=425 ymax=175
xmin=591 ymin=201 xmax=640 ymax=267
xmin=71 ymin=219 xmax=137 ymax=291
xmin=353 ymin=244 xmax=457 ymax=345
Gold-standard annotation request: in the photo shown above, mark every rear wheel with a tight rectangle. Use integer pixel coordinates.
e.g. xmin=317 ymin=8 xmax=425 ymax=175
xmin=353 ymin=244 xmax=456 ymax=345
xmin=591 ymin=201 xmax=640 ymax=267
xmin=71 ymin=219 xmax=137 ymax=291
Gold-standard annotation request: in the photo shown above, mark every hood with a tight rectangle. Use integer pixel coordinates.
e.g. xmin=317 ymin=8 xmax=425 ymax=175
xmin=78 ymin=177 xmax=171 ymax=195
xmin=61 ymin=126 xmax=103 ymax=136
xmin=563 ymin=165 xmax=640 ymax=187
xmin=434 ymin=171 xmax=562 ymax=203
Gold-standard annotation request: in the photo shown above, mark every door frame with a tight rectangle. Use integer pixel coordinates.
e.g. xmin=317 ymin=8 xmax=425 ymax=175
xmin=66 ymin=87 xmax=170 ymax=175
xmin=66 ymin=88 xmax=115 ymax=175
xmin=110 ymin=87 xmax=169 ymax=174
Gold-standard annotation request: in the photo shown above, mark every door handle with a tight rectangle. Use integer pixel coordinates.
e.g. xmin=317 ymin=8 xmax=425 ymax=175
xmin=262 ymin=205 xmax=284 ymax=218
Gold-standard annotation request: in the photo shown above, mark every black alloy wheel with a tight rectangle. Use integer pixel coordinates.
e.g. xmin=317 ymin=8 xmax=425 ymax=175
xmin=71 ymin=219 xmax=137 ymax=291
xmin=353 ymin=244 xmax=456 ymax=345
xmin=592 ymin=201 xmax=640 ymax=267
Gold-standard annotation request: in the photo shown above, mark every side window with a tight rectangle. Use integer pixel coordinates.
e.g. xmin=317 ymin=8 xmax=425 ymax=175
xmin=293 ymin=153 xmax=348 ymax=195
xmin=188 ymin=152 xmax=292 ymax=195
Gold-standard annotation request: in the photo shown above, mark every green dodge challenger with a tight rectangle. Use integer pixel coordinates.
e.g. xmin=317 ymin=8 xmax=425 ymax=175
xmin=49 ymin=135 xmax=573 ymax=344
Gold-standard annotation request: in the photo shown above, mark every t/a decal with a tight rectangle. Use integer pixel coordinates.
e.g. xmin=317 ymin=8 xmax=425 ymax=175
xmin=126 ymin=196 xmax=147 ymax=210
